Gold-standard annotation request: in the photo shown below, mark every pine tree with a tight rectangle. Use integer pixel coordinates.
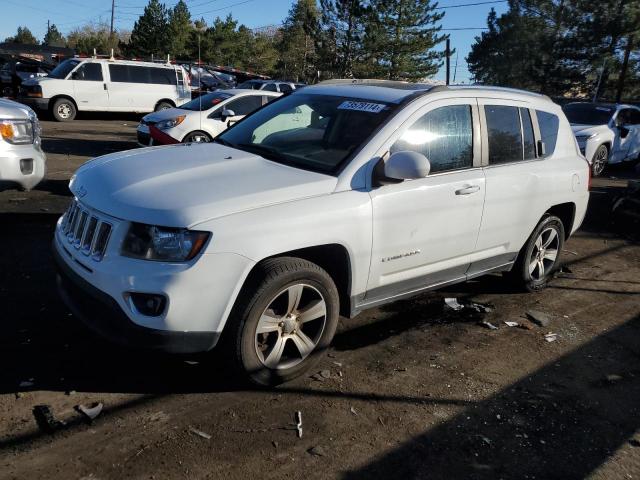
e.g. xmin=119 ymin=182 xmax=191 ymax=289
xmin=277 ymin=0 xmax=320 ymax=82
xmin=127 ymin=0 xmax=169 ymax=58
xmin=5 ymin=26 xmax=39 ymax=45
xmin=168 ymin=0 xmax=192 ymax=59
xmin=318 ymin=0 xmax=367 ymax=78
xmin=365 ymin=0 xmax=447 ymax=81
xmin=44 ymin=24 xmax=65 ymax=47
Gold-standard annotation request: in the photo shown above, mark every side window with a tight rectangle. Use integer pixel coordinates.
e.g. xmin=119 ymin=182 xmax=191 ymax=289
xmin=520 ymin=108 xmax=536 ymax=160
xmin=391 ymin=105 xmax=474 ymax=173
xmin=279 ymin=84 xmax=293 ymax=94
xmin=149 ymin=68 xmax=175 ymax=85
xmin=485 ymin=105 xmax=522 ymax=164
xmin=109 ymin=64 xmax=129 ymax=83
xmin=263 ymin=83 xmax=278 ymax=92
xmin=628 ymin=109 xmax=640 ymax=125
xmin=75 ymin=63 xmax=103 ymax=81
xmin=536 ymin=110 xmax=559 ymax=156
xmin=226 ymin=95 xmax=263 ymax=116
xmin=263 ymin=95 xmax=278 ymax=104
xmin=129 ymin=66 xmax=150 ymax=83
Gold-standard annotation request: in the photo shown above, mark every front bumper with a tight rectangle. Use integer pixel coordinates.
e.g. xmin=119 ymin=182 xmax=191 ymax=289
xmin=53 ymin=243 xmax=220 ymax=353
xmin=0 ymin=141 xmax=46 ymax=190
xmin=17 ymin=96 xmax=50 ymax=112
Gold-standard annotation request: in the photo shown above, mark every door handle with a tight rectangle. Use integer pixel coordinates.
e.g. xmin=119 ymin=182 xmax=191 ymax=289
xmin=103 ymin=83 xmax=107 ymax=90
xmin=455 ymin=185 xmax=481 ymax=195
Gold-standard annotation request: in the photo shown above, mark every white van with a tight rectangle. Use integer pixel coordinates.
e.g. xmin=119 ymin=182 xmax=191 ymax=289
xmin=19 ymin=58 xmax=191 ymax=121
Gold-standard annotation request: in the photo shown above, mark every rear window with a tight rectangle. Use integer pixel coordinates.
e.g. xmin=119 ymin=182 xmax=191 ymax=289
xmin=109 ymin=64 xmax=176 ymax=85
xmin=536 ymin=111 xmax=559 ymax=157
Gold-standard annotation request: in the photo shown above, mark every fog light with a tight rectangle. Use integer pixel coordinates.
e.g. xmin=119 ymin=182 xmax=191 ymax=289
xmin=20 ymin=158 xmax=34 ymax=175
xmin=128 ymin=292 xmax=167 ymax=317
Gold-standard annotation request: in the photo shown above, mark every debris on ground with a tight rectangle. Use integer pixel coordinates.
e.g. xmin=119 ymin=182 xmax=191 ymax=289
xmin=527 ymin=310 xmax=552 ymax=327
xmin=605 ymin=374 xmax=623 ymax=384
xmin=444 ymin=297 xmax=464 ymax=311
xmin=33 ymin=405 xmax=65 ymax=433
xmin=544 ymin=332 xmax=558 ymax=342
xmin=350 ymin=406 xmax=358 ymax=416
xmin=311 ymin=373 xmax=324 ymax=381
xmin=562 ymin=249 xmax=579 ymax=256
xmin=295 ymin=411 xmax=303 ymax=438
xmin=319 ymin=369 xmax=331 ymax=379
xmin=75 ymin=402 xmax=103 ymax=422
xmin=481 ymin=321 xmax=498 ymax=330
xmin=378 ymin=416 xmax=385 ymax=426
xmin=189 ymin=427 xmax=212 ymax=440
xmin=307 ymin=446 xmax=326 ymax=456
xmin=504 ymin=321 xmax=519 ymax=327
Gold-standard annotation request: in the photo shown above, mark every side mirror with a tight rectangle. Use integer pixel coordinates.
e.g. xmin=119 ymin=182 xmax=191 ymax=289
xmin=221 ymin=109 xmax=235 ymax=120
xmin=384 ymin=151 xmax=431 ymax=180
xmin=615 ymin=116 xmax=624 ymax=128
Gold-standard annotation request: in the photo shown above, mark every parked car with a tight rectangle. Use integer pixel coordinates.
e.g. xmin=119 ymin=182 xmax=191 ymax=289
xmin=136 ymin=89 xmax=281 ymax=145
xmin=562 ymin=102 xmax=640 ymax=176
xmin=235 ymin=79 xmax=302 ymax=94
xmin=0 ymin=97 xmax=45 ymax=190
xmin=0 ymin=57 xmax=53 ymax=98
xmin=18 ymin=58 xmax=191 ymax=121
xmin=53 ymin=81 xmax=589 ymax=386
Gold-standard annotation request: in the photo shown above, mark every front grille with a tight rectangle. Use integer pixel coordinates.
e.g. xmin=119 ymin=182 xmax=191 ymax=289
xmin=60 ymin=200 xmax=112 ymax=261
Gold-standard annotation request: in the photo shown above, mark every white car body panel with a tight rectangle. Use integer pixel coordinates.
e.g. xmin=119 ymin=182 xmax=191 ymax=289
xmin=54 ymin=83 xmax=590 ymax=351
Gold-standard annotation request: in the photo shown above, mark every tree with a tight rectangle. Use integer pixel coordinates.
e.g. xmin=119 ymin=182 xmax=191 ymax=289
xmin=127 ymin=0 xmax=169 ymax=58
xmin=168 ymin=0 xmax=192 ymax=58
xmin=43 ymin=24 xmax=65 ymax=47
xmin=4 ymin=26 xmax=38 ymax=45
xmin=277 ymin=0 xmax=320 ymax=82
xmin=67 ymin=22 xmax=127 ymax=55
xmin=364 ymin=0 xmax=447 ymax=80
xmin=318 ymin=0 xmax=367 ymax=78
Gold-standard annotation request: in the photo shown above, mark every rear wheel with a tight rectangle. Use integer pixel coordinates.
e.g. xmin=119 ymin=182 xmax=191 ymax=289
xmin=591 ymin=144 xmax=608 ymax=177
xmin=225 ymin=257 xmax=339 ymax=387
xmin=510 ymin=215 xmax=565 ymax=292
xmin=183 ymin=131 xmax=212 ymax=143
xmin=51 ymin=98 xmax=76 ymax=122
xmin=155 ymin=101 xmax=173 ymax=111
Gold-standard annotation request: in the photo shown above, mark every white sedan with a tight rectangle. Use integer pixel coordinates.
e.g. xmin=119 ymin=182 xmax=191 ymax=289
xmin=137 ymin=89 xmax=281 ymax=146
xmin=562 ymin=102 xmax=640 ymax=176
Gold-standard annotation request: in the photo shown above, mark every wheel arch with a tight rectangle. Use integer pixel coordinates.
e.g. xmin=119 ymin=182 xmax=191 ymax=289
xmin=50 ymin=94 xmax=77 ymax=111
xmin=181 ymin=130 xmax=212 ymax=142
xmin=155 ymin=98 xmax=175 ymax=110
xmin=545 ymin=202 xmax=576 ymax=239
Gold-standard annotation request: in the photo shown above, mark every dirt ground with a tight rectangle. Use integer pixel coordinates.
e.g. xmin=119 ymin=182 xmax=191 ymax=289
xmin=0 ymin=115 xmax=639 ymax=480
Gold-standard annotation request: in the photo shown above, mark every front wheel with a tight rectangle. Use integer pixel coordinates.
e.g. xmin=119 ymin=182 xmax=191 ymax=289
xmin=183 ymin=131 xmax=212 ymax=143
xmin=155 ymin=101 xmax=173 ymax=111
xmin=510 ymin=215 xmax=565 ymax=292
xmin=591 ymin=144 xmax=608 ymax=177
xmin=51 ymin=98 xmax=76 ymax=122
xmin=226 ymin=257 xmax=339 ymax=387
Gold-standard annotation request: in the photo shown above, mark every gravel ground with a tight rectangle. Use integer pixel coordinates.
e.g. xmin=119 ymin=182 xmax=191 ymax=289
xmin=0 ymin=116 xmax=639 ymax=480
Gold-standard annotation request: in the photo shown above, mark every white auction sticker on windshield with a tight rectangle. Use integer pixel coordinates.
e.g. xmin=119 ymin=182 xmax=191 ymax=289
xmin=338 ymin=101 xmax=387 ymax=113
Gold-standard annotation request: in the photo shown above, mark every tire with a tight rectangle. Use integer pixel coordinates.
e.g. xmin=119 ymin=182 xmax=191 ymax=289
xmin=183 ymin=131 xmax=212 ymax=143
xmin=225 ymin=257 xmax=340 ymax=387
xmin=155 ymin=101 xmax=173 ymax=111
xmin=510 ymin=215 xmax=565 ymax=292
xmin=591 ymin=144 xmax=608 ymax=177
xmin=51 ymin=98 xmax=76 ymax=122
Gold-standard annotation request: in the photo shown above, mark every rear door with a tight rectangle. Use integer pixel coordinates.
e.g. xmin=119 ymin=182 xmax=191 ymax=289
xmin=71 ymin=62 xmax=109 ymax=111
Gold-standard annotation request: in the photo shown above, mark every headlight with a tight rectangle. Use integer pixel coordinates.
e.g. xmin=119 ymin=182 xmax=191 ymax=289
xmin=575 ymin=134 xmax=595 ymax=143
xmin=122 ymin=222 xmax=210 ymax=262
xmin=156 ymin=115 xmax=186 ymax=130
xmin=0 ymin=119 xmax=35 ymax=144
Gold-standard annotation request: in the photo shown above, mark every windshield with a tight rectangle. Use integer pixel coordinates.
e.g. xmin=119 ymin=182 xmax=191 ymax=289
xmin=48 ymin=59 xmax=81 ymax=79
xmin=216 ymin=93 xmax=397 ymax=174
xmin=562 ymin=103 xmax=614 ymax=125
xmin=179 ymin=91 xmax=233 ymax=111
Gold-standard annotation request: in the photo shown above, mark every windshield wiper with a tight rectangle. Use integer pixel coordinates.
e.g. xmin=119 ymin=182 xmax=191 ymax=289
xmin=235 ymin=143 xmax=285 ymax=162
xmin=213 ymin=137 xmax=236 ymax=148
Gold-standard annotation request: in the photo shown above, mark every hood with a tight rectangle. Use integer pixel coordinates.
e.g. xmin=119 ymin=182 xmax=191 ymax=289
xmin=142 ymin=107 xmax=195 ymax=124
xmin=71 ymin=143 xmax=337 ymax=227
xmin=571 ymin=124 xmax=608 ymax=136
xmin=0 ymin=98 xmax=34 ymax=119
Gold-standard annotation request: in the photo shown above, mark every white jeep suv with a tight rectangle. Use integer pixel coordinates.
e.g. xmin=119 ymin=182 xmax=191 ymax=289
xmin=562 ymin=102 xmax=640 ymax=176
xmin=53 ymin=81 xmax=589 ymax=385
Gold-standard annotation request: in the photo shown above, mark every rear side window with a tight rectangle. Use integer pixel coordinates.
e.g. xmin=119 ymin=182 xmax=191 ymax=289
xmin=226 ymin=95 xmax=264 ymax=116
xmin=263 ymin=83 xmax=278 ymax=92
xmin=391 ymin=105 xmax=474 ymax=173
xmin=536 ymin=110 xmax=559 ymax=156
xmin=109 ymin=64 xmax=129 ymax=82
xmin=109 ymin=65 xmax=174 ymax=84
xmin=149 ymin=68 xmax=175 ymax=85
xmin=485 ymin=105 xmax=523 ymax=164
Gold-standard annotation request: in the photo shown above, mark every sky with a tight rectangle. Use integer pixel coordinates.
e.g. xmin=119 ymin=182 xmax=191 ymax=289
xmin=0 ymin=0 xmax=508 ymax=83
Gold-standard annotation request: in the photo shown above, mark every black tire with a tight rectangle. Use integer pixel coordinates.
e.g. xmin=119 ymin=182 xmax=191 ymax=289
xmin=183 ymin=131 xmax=212 ymax=143
xmin=591 ymin=144 xmax=608 ymax=177
xmin=510 ymin=215 xmax=565 ymax=292
xmin=51 ymin=98 xmax=76 ymax=122
xmin=224 ymin=257 xmax=339 ymax=387
xmin=155 ymin=101 xmax=173 ymax=111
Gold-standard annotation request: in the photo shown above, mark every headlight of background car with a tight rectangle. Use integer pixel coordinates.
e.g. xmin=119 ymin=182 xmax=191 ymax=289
xmin=122 ymin=223 xmax=210 ymax=262
xmin=0 ymin=119 xmax=34 ymax=145
xmin=575 ymin=133 xmax=596 ymax=143
xmin=155 ymin=115 xmax=186 ymax=130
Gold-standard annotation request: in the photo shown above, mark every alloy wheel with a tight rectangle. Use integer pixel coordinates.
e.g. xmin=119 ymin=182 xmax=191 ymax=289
xmin=528 ymin=227 xmax=559 ymax=281
xmin=57 ymin=103 xmax=71 ymax=119
xmin=592 ymin=146 xmax=607 ymax=176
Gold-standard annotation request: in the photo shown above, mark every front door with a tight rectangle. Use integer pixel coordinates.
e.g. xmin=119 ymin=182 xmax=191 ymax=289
xmin=71 ymin=63 xmax=109 ymax=111
xmin=613 ymin=108 xmax=640 ymax=162
xmin=365 ymin=99 xmax=485 ymax=306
